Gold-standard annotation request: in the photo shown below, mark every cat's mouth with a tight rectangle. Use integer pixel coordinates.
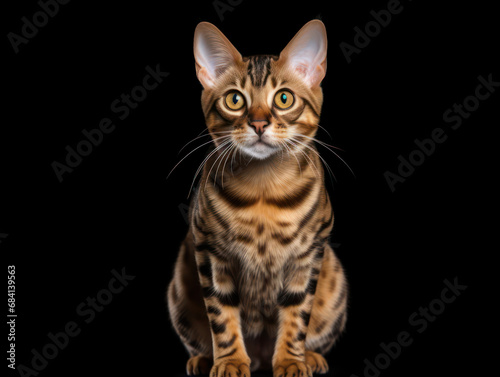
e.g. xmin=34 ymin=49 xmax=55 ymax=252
xmin=252 ymin=139 xmax=273 ymax=147
xmin=240 ymin=138 xmax=278 ymax=160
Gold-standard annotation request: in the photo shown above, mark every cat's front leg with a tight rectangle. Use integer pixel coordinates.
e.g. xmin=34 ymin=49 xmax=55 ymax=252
xmin=194 ymin=247 xmax=251 ymax=377
xmin=272 ymin=265 xmax=319 ymax=377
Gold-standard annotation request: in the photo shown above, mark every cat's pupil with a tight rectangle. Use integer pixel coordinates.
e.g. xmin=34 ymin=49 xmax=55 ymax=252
xmin=281 ymin=93 xmax=287 ymax=103
xmin=232 ymin=93 xmax=240 ymax=104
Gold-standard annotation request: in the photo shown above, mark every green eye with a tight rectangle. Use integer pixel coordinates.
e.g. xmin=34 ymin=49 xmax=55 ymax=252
xmin=274 ymin=90 xmax=294 ymax=109
xmin=225 ymin=91 xmax=245 ymax=110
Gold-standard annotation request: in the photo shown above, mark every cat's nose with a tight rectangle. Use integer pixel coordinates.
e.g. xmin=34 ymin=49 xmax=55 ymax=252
xmin=249 ymin=120 xmax=269 ymax=136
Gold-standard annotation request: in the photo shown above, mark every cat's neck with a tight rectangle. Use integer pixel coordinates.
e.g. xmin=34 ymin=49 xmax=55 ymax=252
xmin=204 ymin=145 xmax=322 ymax=194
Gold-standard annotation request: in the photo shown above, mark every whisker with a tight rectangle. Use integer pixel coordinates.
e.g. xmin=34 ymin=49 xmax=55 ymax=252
xmin=245 ymin=154 xmax=254 ymax=166
xmin=317 ymin=124 xmax=333 ymax=140
xmin=215 ymin=142 xmax=235 ymax=189
xmin=167 ymin=135 xmax=232 ymax=180
xmin=293 ymin=138 xmax=335 ymax=178
xmin=178 ymin=131 xmax=234 ymax=154
xmin=278 ymin=139 xmax=284 ymax=163
xmin=289 ymin=136 xmax=336 ymax=183
xmin=295 ymin=133 xmax=343 ymax=151
xmin=298 ymin=146 xmax=321 ymax=179
xmin=286 ymin=139 xmax=320 ymax=179
xmin=221 ymin=144 xmax=237 ymax=188
xmin=188 ymin=139 xmax=232 ymax=197
xmin=204 ymin=141 xmax=233 ymax=192
xmin=230 ymin=145 xmax=237 ymax=176
xmin=293 ymin=133 xmax=355 ymax=177
xmin=281 ymin=139 xmax=302 ymax=177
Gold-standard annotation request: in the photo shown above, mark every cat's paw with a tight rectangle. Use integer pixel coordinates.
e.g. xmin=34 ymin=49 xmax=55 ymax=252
xmin=273 ymin=359 xmax=312 ymax=377
xmin=210 ymin=359 xmax=251 ymax=377
xmin=305 ymin=351 xmax=329 ymax=374
xmin=187 ymin=355 xmax=212 ymax=375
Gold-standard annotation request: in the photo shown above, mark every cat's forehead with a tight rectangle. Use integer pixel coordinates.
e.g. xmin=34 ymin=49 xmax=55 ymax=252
xmin=225 ymin=54 xmax=300 ymax=96
xmin=242 ymin=55 xmax=278 ymax=87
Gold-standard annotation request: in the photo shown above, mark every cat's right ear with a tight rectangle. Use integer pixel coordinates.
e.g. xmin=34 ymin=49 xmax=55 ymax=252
xmin=194 ymin=22 xmax=242 ymax=89
xmin=279 ymin=20 xmax=328 ymax=88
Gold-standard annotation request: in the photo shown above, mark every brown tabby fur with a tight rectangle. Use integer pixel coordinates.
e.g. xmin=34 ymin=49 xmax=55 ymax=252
xmin=167 ymin=20 xmax=348 ymax=377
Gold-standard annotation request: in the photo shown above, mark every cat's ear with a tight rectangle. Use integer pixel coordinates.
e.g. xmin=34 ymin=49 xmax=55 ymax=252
xmin=194 ymin=22 xmax=242 ymax=89
xmin=279 ymin=20 xmax=328 ymax=88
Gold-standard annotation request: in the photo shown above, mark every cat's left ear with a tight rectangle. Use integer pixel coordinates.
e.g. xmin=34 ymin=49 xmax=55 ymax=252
xmin=279 ymin=20 xmax=328 ymax=88
xmin=194 ymin=22 xmax=242 ymax=89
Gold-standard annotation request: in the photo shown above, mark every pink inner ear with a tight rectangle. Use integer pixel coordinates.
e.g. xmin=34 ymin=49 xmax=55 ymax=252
xmin=194 ymin=22 xmax=243 ymax=90
xmin=309 ymin=64 xmax=326 ymax=87
xmin=279 ymin=20 xmax=328 ymax=88
xmin=291 ymin=61 xmax=325 ymax=88
xmin=295 ymin=65 xmax=308 ymax=76
xmin=197 ymin=67 xmax=215 ymax=89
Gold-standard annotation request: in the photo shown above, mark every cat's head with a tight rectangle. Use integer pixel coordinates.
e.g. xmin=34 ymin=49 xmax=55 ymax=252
xmin=194 ymin=20 xmax=327 ymax=161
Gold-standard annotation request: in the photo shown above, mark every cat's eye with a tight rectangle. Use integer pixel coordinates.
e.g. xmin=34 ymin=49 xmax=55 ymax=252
xmin=274 ymin=90 xmax=294 ymax=109
xmin=225 ymin=91 xmax=245 ymax=111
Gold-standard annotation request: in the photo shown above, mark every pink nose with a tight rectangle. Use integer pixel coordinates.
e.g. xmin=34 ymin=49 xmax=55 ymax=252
xmin=249 ymin=120 xmax=269 ymax=136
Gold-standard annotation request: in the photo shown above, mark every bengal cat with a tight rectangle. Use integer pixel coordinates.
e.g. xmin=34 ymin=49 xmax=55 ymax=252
xmin=167 ymin=20 xmax=348 ymax=377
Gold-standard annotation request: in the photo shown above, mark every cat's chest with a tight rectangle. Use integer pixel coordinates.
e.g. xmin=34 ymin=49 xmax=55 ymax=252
xmin=206 ymin=175 xmax=323 ymax=260
xmin=238 ymin=266 xmax=283 ymax=320
xmin=221 ymin=208 xmax=316 ymax=265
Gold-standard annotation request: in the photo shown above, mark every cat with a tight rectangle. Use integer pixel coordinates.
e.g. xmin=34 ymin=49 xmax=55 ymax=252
xmin=167 ymin=20 xmax=348 ymax=377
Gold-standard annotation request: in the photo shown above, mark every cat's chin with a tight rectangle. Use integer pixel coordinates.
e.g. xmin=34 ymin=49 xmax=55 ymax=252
xmin=239 ymin=141 xmax=278 ymax=160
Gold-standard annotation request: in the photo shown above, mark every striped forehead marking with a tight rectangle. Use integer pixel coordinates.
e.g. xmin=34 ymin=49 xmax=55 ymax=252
xmin=246 ymin=55 xmax=277 ymax=87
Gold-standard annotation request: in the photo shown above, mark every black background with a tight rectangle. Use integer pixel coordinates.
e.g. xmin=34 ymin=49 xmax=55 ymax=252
xmin=2 ymin=1 xmax=498 ymax=376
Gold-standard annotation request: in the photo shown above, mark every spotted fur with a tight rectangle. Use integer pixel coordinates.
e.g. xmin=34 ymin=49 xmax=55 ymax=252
xmin=167 ymin=20 xmax=348 ymax=377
